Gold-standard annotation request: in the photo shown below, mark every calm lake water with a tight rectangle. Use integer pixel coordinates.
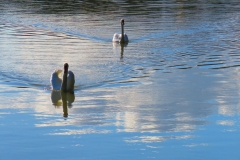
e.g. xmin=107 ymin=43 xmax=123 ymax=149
xmin=1 ymin=0 xmax=240 ymax=159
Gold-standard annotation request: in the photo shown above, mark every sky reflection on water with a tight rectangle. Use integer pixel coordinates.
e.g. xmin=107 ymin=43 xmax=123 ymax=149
xmin=1 ymin=67 xmax=240 ymax=159
xmin=2 ymin=66 xmax=240 ymax=136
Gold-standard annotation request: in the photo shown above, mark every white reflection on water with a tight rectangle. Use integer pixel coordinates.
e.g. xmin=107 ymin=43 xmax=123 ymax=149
xmin=216 ymin=120 xmax=235 ymax=126
xmin=26 ymin=66 xmax=240 ymax=145
xmin=49 ymin=128 xmax=111 ymax=135
xmin=2 ymin=61 xmax=240 ymax=147
xmin=125 ymin=135 xmax=194 ymax=143
xmin=183 ymin=143 xmax=208 ymax=148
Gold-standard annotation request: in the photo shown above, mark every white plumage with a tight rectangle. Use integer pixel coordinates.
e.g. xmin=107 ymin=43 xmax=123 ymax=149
xmin=112 ymin=33 xmax=128 ymax=43
xmin=50 ymin=69 xmax=63 ymax=91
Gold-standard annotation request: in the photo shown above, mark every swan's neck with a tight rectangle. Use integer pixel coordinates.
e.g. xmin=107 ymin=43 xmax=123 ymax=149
xmin=121 ymin=24 xmax=124 ymax=43
xmin=61 ymin=71 xmax=68 ymax=92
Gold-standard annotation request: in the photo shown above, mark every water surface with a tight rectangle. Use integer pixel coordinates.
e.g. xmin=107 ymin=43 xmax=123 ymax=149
xmin=1 ymin=1 xmax=240 ymax=159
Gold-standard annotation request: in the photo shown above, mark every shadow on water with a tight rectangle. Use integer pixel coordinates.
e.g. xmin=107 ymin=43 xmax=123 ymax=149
xmin=51 ymin=91 xmax=75 ymax=117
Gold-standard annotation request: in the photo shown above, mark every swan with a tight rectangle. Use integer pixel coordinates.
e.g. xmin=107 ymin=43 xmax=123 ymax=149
xmin=112 ymin=19 xmax=129 ymax=43
xmin=50 ymin=63 xmax=75 ymax=92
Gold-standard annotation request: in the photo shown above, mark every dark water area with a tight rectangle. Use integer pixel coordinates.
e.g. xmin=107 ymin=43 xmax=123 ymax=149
xmin=1 ymin=0 xmax=240 ymax=159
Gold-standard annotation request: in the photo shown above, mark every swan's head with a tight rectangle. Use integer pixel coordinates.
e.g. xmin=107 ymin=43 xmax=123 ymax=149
xmin=120 ymin=19 xmax=125 ymax=25
xmin=64 ymin=63 xmax=69 ymax=73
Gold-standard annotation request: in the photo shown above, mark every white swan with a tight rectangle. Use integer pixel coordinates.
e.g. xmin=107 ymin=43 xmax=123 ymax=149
xmin=112 ymin=19 xmax=129 ymax=43
xmin=50 ymin=63 xmax=75 ymax=92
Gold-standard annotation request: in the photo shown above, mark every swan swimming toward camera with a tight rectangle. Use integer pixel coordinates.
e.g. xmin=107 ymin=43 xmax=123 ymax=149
xmin=112 ymin=19 xmax=129 ymax=43
xmin=50 ymin=63 xmax=75 ymax=92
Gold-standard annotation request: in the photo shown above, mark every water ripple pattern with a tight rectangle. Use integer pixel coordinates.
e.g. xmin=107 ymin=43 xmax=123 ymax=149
xmin=0 ymin=1 xmax=240 ymax=89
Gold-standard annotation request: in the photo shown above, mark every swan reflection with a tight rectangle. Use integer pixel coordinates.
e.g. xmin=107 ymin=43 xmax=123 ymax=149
xmin=113 ymin=42 xmax=128 ymax=59
xmin=51 ymin=91 xmax=75 ymax=117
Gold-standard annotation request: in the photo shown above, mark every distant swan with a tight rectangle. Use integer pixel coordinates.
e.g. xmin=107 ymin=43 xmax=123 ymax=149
xmin=50 ymin=63 xmax=75 ymax=92
xmin=112 ymin=19 xmax=129 ymax=43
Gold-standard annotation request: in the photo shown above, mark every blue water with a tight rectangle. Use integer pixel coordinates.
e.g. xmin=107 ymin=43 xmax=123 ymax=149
xmin=1 ymin=1 xmax=240 ymax=159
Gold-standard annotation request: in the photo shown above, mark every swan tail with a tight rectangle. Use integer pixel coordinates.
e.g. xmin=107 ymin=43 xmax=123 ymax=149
xmin=112 ymin=33 xmax=121 ymax=42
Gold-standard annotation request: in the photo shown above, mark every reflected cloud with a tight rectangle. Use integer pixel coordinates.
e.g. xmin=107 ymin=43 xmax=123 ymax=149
xmin=39 ymin=71 xmax=211 ymax=141
xmin=22 ymin=67 xmax=240 ymax=147
xmin=183 ymin=143 xmax=208 ymax=148
xmin=51 ymin=91 xmax=75 ymax=117
xmin=216 ymin=120 xmax=235 ymax=126
xmin=49 ymin=128 xmax=111 ymax=135
xmin=217 ymin=104 xmax=236 ymax=116
xmin=125 ymin=135 xmax=194 ymax=143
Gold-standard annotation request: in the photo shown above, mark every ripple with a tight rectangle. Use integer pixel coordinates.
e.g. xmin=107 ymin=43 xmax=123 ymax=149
xmin=168 ymin=64 xmax=192 ymax=70
xmin=1 ymin=0 xmax=240 ymax=90
xmin=212 ymin=64 xmax=240 ymax=70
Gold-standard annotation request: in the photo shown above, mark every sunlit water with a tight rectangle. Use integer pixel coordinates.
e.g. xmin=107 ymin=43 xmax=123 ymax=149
xmin=1 ymin=1 xmax=240 ymax=159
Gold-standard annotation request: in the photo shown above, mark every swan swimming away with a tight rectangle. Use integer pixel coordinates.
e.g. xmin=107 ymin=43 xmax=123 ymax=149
xmin=112 ymin=19 xmax=129 ymax=43
xmin=50 ymin=63 xmax=75 ymax=92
